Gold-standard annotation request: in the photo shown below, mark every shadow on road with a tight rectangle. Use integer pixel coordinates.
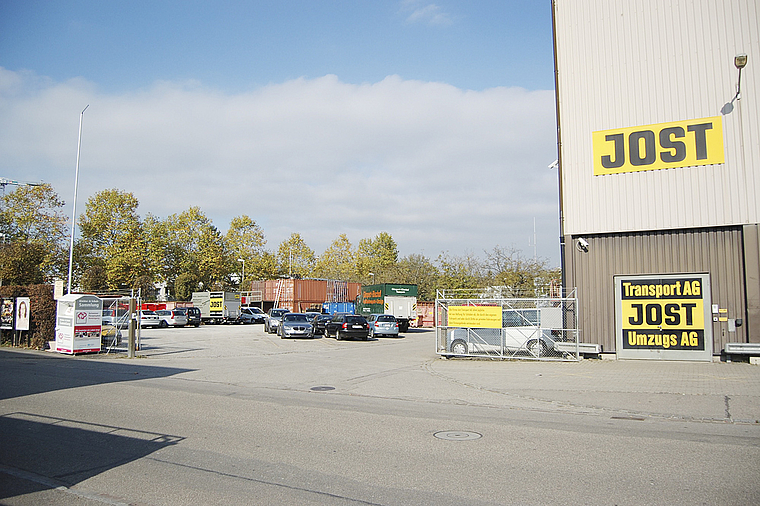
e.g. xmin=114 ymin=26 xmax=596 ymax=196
xmin=0 ymin=348 xmax=190 ymax=502
xmin=0 ymin=412 xmax=183 ymax=500
xmin=0 ymin=348 xmax=193 ymax=401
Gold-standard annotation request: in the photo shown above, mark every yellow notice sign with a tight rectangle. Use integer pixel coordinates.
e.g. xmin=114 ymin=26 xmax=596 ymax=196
xmin=448 ymin=306 xmax=502 ymax=329
xmin=593 ymin=116 xmax=724 ymax=175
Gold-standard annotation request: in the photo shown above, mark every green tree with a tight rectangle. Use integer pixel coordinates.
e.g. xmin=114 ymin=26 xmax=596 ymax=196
xmin=162 ymin=207 xmax=232 ymax=291
xmin=483 ymin=246 xmax=561 ymax=296
xmin=0 ymin=241 xmax=46 ymax=285
xmin=390 ymin=253 xmax=439 ymax=300
xmin=174 ymin=272 xmax=200 ymax=301
xmin=0 ymin=183 xmax=68 ymax=281
xmin=435 ymin=251 xmax=485 ymax=292
xmin=276 ymin=233 xmax=315 ymax=278
xmin=314 ymin=234 xmax=355 ymax=281
xmin=225 ymin=215 xmax=267 ymax=287
xmin=76 ymin=189 xmax=149 ymax=290
xmin=356 ymin=232 xmax=398 ymax=282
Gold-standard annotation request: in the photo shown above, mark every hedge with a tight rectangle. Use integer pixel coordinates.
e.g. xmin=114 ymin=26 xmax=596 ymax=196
xmin=0 ymin=284 xmax=55 ymax=350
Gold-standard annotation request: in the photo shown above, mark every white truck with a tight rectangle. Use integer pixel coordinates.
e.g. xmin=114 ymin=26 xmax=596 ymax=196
xmin=191 ymin=291 xmax=241 ymax=324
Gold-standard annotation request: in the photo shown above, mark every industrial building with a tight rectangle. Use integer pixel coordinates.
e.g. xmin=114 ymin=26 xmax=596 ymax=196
xmin=552 ymin=0 xmax=758 ymax=359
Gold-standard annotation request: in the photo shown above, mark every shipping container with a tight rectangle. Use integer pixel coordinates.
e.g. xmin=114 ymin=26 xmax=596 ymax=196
xmin=357 ymin=284 xmax=418 ymax=332
xmin=322 ymin=302 xmax=356 ymax=314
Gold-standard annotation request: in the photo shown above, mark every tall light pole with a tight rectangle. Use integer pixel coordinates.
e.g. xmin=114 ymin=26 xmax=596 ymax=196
xmin=67 ymin=105 xmax=89 ymax=294
xmin=238 ymin=258 xmax=245 ymax=290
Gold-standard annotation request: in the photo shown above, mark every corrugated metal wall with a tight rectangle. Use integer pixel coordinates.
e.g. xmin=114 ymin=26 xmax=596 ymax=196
xmin=554 ymin=0 xmax=760 ymax=235
xmin=565 ymin=227 xmax=748 ymax=353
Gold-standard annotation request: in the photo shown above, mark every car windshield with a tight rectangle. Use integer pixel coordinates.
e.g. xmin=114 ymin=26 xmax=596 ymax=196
xmin=284 ymin=314 xmax=309 ymax=323
xmin=142 ymin=311 xmax=156 ymax=316
xmin=377 ymin=315 xmax=395 ymax=322
xmin=271 ymin=309 xmax=287 ymax=317
xmin=174 ymin=309 xmax=186 ymax=315
xmin=346 ymin=316 xmax=366 ymax=324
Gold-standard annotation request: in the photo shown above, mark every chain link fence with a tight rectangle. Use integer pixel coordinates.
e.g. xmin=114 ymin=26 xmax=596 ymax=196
xmin=435 ymin=288 xmax=580 ymax=361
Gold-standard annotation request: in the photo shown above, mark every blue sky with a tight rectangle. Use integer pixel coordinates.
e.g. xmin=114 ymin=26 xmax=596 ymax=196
xmin=0 ymin=1 xmax=560 ymax=265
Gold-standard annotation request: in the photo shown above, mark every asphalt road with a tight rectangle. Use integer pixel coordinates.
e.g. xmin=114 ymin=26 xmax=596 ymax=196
xmin=1 ymin=324 xmax=758 ymax=505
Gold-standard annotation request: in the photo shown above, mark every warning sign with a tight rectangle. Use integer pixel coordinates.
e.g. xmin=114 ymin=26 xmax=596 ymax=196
xmin=448 ymin=306 xmax=502 ymax=329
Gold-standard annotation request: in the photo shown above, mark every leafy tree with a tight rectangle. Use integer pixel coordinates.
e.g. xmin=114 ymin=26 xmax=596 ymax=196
xmin=483 ymin=246 xmax=560 ymax=296
xmin=390 ymin=253 xmax=439 ymax=300
xmin=77 ymin=189 xmax=149 ymax=289
xmin=79 ymin=265 xmax=108 ymax=292
xmin=0 ymin=183 xmax=68 ymax=281
xmin=314 ymin=234 xmax=355 ymax=281
xmin=276 ymin=233 xmax=315 ymax=278
xmin=355 ymin=232 xmax=398 ymax=282
xmin=435 ymin=251 xmax=485 ymax=292
xmin=0 ymin=241 xmax=46 ymax=285
xmin=174 ymin=272 xmax=200 ymax=301
xmin=225 ymin=215 xmax=267 ymax=287
xmin=162 ymin=207 xmax=232 ymax=291
xmin=196 ymin=224 xmax=230 ymax=290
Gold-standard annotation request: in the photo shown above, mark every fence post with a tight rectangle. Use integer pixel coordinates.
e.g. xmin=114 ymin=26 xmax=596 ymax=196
xmin=128 ymin=298 xmax=136 ymax=358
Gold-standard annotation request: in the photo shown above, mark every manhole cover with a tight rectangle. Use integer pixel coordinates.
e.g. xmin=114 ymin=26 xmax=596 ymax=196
xmin=310 ymin=386 xmax=335 ymax=391
xmin=434 ymin=431 xmax=482 ymax=441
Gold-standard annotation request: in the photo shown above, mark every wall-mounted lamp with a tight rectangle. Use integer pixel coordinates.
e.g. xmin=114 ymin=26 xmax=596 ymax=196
xmin=576 ymin=237 xmax=589 ymax=253
xmin=735 ymin=53 xmax=748 ymax=100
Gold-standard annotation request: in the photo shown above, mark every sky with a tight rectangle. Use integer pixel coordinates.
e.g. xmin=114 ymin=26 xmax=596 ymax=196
xmin=0 ymin=0 xmax=560 ymax=265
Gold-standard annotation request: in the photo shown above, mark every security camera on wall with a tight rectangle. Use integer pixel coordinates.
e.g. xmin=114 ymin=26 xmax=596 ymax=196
xmin=576 ymin=238 xmax=589 ymax=252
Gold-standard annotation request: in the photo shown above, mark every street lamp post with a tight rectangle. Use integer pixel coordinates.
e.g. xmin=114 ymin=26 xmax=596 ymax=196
xmin=368 ymin=272 xmax=375 ymax=285
xmin=67 ymin=105 xmax=89 ymax=294
xmin=238 ymin=258 xmax=245 ymax=290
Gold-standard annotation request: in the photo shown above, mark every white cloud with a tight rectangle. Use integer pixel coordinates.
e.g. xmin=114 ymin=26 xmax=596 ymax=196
xmin=399 ymin=1 xmax=453 ymax=26
xmin=0 ymin=68 xmax=560 ymax=263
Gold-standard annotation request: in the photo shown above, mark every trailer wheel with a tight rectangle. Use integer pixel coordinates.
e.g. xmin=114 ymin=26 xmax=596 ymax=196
xmin=451 ymin=340 xmax=468 ymax=356
xmin=527 ymin=339 xmax=548 ymax=356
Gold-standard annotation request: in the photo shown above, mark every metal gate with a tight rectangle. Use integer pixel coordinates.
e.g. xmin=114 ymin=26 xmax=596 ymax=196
xmin=435 ymin=288 xmax=580 ymax=361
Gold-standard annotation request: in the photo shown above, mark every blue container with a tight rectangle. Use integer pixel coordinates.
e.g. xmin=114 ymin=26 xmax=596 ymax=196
xmin=322 ymin=302 xmax=355 ymax=314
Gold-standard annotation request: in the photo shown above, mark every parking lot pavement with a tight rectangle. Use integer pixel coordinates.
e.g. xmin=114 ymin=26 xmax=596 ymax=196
xmin=100 ymin=323 xmax=760 ymax=424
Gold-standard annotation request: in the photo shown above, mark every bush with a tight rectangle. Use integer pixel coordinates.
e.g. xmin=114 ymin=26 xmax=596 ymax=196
xmin=0 ymin=284 xmax=55 ymax=350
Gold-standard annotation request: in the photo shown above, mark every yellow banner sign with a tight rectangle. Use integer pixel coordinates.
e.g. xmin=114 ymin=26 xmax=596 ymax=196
xmin=593 ymin=116 xmax=724 ymax=175
xmin=448 ymin=306 xmax=502 ymax=329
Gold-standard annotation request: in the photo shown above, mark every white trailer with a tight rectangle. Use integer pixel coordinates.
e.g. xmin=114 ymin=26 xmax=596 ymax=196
xmin=191 ymin=291 xmax=241 ymax=324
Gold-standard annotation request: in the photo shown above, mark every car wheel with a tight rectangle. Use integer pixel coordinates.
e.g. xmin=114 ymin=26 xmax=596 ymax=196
xmin=451 ymin=340 xmax=468 ymax=356
xmin=159 ymin=320 xmax=168 ymax=328
xmin=335 ymin=329 xmax=342 ymax=341
xmin=527 ymin=339 xmax=548 ymax=356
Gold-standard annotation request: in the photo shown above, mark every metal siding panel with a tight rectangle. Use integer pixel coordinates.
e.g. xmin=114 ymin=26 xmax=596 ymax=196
xmin=555 ymin=0 xmax=760 ymax=235
xmin=565 ymin=228 xmax=746 ymax=353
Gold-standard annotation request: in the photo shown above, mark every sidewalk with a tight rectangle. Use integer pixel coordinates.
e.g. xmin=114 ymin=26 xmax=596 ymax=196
xmin=428 ymin=357 xmax=760 ymax=424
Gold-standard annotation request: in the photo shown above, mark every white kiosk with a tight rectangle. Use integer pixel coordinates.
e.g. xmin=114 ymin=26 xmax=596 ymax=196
xmin=55 ymin=294 xmax=102 ymax=354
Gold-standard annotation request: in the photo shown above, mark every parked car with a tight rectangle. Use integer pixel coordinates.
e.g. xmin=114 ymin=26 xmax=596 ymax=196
xmin=102 ymin=308 xmax=129 ymax=329
xmin=366 ymin=314 xmax=400 ymax=338
xmin=101 ymin=324 xmax=121 ymax=346
xmin=265 ymin=308 xmax=288 ymax=334
xmin=155 ymin=309 xmax=188 ymax=328
xmin=446 ymin=308 xmax=559 ymax=357
xmin=239 ymin=306 xmax=265 ymax=324
xmin=311 ymin=314 xmax=333 ymax=335
xmin=185 ymin=307 xmax=202 ymax=327
xmin=139 ymin=310 xmax=161 ymax=328
xmin=278 ymin=313 xmax=314 ymax=339
xmin=324 ymin=314 xmax=370 ymax=341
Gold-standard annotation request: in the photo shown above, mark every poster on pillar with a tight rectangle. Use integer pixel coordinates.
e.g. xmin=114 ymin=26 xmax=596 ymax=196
xmin=615 ymin=273 xmax=713 ymax=361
